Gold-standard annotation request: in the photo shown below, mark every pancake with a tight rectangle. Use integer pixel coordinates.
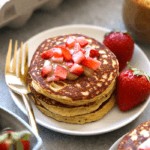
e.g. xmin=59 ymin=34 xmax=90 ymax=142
xmin=29 ymin=81 xmax=115 ymax=117
xmin=35 ymin=94 xmax=116 ymax=124
xmin=29 ymin=34 xmax=119 ymax=106
xmin=118 ymin=121 xmax=150 ymax=150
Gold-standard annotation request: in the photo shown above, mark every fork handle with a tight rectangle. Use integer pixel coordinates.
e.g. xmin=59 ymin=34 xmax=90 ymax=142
xmin=21 ymin=93 xmax=39 ymax=135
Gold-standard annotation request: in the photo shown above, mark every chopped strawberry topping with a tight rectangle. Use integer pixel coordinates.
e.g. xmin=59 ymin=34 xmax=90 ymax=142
xmin=41 ymin=65 xmax=52 ymax=77
xmin=70 ymin=63 xmax=84 ymax=76
xmin=54 ymin=65 xmax=68 ymax=79
xmin=74 ymin=43 xmax=81 ymax=52
xmin=61 ymin=47 xmax=72 ymax=61
xmin=89 ymin=49 xmax=100 ymax=57
xmin=66 ymin=36 xmax=75 ymax=48
xmin=51 ymin=56 xmax=64 ymax=63
xmin=72 ymin=51 xmax=85 ymax=64
xmin=82 ymin=57 xmax=101 ymax=70
xmin=41 ymin=49 xmax=53 ymax=59
xmin=41 ymin=36 xmax=102 ymax=81
xmin=65 ymin=62 xmax=74 ymax=68
xmin=53 ymin=48 xmax=62 ymax=57
xmin=76 ymin=36 xmax=88 ymax=47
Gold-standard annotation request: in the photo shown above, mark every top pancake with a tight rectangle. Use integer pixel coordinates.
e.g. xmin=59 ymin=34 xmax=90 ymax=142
xmin=29 ymin=34 xmax=119 ymax=105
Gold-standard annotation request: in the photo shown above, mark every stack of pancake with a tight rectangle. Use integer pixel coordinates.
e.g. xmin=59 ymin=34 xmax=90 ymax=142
xmin=28 ymin=34 xmax=119 ymax=124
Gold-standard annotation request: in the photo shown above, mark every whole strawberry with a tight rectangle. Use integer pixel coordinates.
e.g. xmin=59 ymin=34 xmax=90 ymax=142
xmin=116 ymin=67 xmax=150 ymax=111
xmin=103 ymin=31 xmax=134 ymax=71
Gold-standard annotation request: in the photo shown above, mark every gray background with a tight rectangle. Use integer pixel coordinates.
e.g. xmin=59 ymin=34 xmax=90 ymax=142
xmin=0 ymin=0 xmax=150 ymax=149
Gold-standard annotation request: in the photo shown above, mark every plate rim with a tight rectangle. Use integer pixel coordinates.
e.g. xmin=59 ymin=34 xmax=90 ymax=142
xmin=11 ymin=24 xmax=150 ymax=136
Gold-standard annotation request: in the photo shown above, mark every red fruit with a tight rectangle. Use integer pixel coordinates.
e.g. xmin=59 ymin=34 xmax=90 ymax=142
xmin=103 ymin=32 xmax=134 ymax=71
xmin=82 ymin=57 xmax=101 ymax=70
xmin=72 ymin=51 xmax=85 ymax=64
xmin=76 ymin=36 xmax=88 ymax=47
xmin=89 ymin=49 xmax=100 ymax=58
xmin=41 ymin=49 xmax=53 ymax=59
xmin=41 ymin=65 xmax=52 ymax=77
xmin=65 ymin=62 xmax=74 ymax=68
xmin=53 ymin=48 xmax=62 ymax=57
xmin=70 ymin=64 xmax=84 ymax=76
xmin=0 ymin=130 xmax=31 ymax=150
xmin=74 ymin=43 xmax=81 ymax=52
xmin=21 ymin=140 xmax=30 ymax=150
xmin=51 ymin=56 xmax=64 ymax=63
xmin=54 ymin=65 xmax=68 ymax=80
xmin=116 ymin=68 xmax=150 ymax=111
xmin=0 ymin=143 xmax=9 ymax=150
xmin=61 ymin=47 xmax=72 ymax=61
xmin=66 ymin=36 xmax=75 ymax=48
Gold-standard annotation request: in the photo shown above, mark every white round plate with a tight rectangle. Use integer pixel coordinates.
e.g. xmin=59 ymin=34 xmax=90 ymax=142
xmin=10 ymin=24 xmax=150 ymax=136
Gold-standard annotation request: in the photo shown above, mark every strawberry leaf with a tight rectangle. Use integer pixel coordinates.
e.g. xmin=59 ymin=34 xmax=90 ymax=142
xmin=127 ymin=63 xmax=150 ymax=81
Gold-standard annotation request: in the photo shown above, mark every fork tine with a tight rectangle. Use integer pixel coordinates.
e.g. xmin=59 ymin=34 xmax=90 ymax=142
xmin=17 ymin=42 xmax=23 ymax=78
xmin=12 ymin=40 xmax=18 ymax=74
xmin=22 ymin=44 xmax=28 ymax=84
xmin=5 ymin=39 xmax=12 ymax=73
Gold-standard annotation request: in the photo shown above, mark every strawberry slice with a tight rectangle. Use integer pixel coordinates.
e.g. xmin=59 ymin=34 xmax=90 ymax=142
xmin=54 ymin=65 xmax=68 ymax=80
xmin=41 ymin=49 xmax=53 ymax=59
xmin=61 ymin=47 xmax=72 ymax=61
xmin=51 ymin=56 xmax=64 ymax=63
xmin=66 ymin=36 xmax=75 ymax=48
xmin=41 ymin=65 xmax=52 ymax=77
xmin=72 ymin=51 xmax=85 ymax=64
xmin=65 ymin=62 xmax=74 ymax=68
xmin=74 ymin=43 xmax=81 ymax=52
xmin=76 ymin=36 xmax=88 ymax=47
xmin=70 ymin=63 xmax=84 ymax=76
xmin=82 ymin=57 xmax=101 ymax=70
xmin=53 ymin=48 xmax=62 ymax=57
xmin=89 ymin=49 xmax=100 ymax=57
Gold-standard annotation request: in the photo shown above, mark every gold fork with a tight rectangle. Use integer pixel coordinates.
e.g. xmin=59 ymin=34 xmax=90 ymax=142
xmin=5 ymin=40 xmax=39 ymax=135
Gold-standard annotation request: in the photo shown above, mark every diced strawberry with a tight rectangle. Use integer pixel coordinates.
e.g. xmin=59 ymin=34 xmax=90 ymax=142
xmin=51 ymin=56 xmax=64 ymax=63
xmin=70 ymin=63 xmax=84 ymax=76
xmin=41 ymin=49 xmax=53 ymax=59
xmin=65 ymin=62 xmax=74 ymax=68
xmin=41 ymin=65 xmax=52 ymax=77
xmin=53 ymin=48 xmax=62 ymax=57
xmin=76 ymin=36 xmax=88 ymax=47
xmin=72 ymin=51 xmax=85 ymax=64
xmin=89 ymin=49 xmax=100 ymax=57
xmin=74 ymin=43 xmax=81 ymax=52
xmin=66 ymin=36 xmax=75 ymax=48
xmin=82 ymin=57 xmax=101 ymax=70
xmin=61 ymin=47 xmax=72 ymax=61
xmin=80 ymin=48 xmax=86 ymax=54
xmin=54 ymin=65 xmax=68 ymax=80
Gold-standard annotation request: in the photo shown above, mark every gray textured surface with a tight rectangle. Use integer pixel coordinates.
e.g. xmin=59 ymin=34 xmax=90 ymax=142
xmin=0 ymin=0 xmax=150 ymax=150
